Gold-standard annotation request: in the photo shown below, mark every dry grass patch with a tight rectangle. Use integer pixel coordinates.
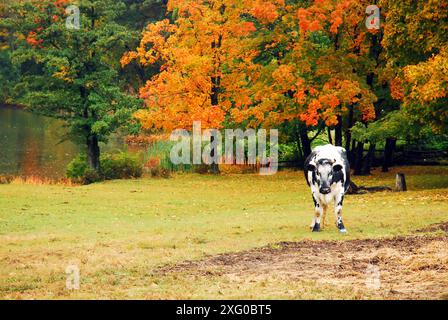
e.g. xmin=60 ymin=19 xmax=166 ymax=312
xmin=158 ymin=235 xmax=448 ymax=299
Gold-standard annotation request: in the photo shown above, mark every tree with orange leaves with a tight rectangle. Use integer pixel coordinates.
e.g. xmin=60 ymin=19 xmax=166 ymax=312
xmin=123 ymin=0 xmax=281 ymax=172
xmin=122 ymin=0 xmax=270 ymax=131
xmin=233 ymin=0 xmax=377 ymax=160
xmin=125 ymin=0 xmax=378 ymax=159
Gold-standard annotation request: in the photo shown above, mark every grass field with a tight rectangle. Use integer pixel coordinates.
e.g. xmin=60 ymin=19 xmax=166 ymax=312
xmin=1 ymin=166 xmax=448 ymax=299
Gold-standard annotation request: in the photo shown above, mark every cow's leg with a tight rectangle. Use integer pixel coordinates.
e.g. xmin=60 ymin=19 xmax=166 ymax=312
xmin=334 ymin=193 xmax=347 ymax=233
xmin=321 ymin=204 xmax=327 ymax=228
xmin=311 ymin=192 xmax=323 ymax=232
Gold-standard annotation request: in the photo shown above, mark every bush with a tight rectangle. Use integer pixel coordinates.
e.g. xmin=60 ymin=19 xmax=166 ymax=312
xmin=101 ymin=152 xmax=143 ymax=180
xmin=149 ymin=167 xmax=171 ymax=178
xmin=66 ymin=152 xmax=143 ymax=184
xmin=0 ymin=175 xmax=14 ymax=184
xmin=66 ymin=154 xmax=90 ymax=180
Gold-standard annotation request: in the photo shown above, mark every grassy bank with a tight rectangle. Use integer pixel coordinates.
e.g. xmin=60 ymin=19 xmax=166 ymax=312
xmin=1 ymin=166 xmax=447 ymax=299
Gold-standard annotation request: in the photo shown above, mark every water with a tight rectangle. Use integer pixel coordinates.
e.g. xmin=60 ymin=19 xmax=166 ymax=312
xmin=0 ymin=105 xmax=128 ymax=178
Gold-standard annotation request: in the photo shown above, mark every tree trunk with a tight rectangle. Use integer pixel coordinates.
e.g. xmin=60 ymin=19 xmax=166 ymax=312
xmin=209 ymin=33 xmax=223 ymax=174
xmin=209 ymin=77 xmax=220 ymax=174
xmin=327 ymin=127 xmax=333 ymax=145
xmin=395 ymin=173 xmax=407 ymax=192
xmin=345 ymin=104 xmax=354 ymax=159
xmin=294 ymin=124 xmax=303 ymax=163
xmin=335 ymin=115 xmax=343 ymax=147
xmin=382 ymin=137 xmax=397 ymax=172
xmin=354 ymin=141 xmax=364 ymax=176
xmin=350 ymin=139 xmax=357 ymax=164
xmin=299 ymin=125 xmax=312 ymax=159
xmin=362 ymin=143 xmax=376 ymax=175
xmin=209 ymin=135 xmax=220 ymax=174
xmin=87 ymin=134 xmax=100 ymax=171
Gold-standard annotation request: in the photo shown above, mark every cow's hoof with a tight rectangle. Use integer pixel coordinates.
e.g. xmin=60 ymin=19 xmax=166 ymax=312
xmin=312 ymin=223 xmax=321 ymax=232
xmin=337 ymin=221 xmax=347 ymax=234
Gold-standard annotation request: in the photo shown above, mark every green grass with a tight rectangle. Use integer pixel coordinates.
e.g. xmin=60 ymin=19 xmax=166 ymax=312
xmin=0 ymin=166 xmax=447 ymax=299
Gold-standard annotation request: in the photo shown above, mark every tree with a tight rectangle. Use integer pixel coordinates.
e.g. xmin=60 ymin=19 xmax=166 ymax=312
xmin=236 ymin=0 xmax=377 ymax=160
xmin=351 ymin=110 xmax=439 ymax=172
xmin=117 ymin=0 xmax=167 ymax=31
xmin=6 ymin=0 xmax=142 ymax=171
xmin=0 ymin=0 xmax=20 ymax=104
xmin=122 ymin=0 xmax=272 ymax=173
xmin=380 ymin=0 xmax=448 ymax=134
xmin=392 ymin=50 xmax=448 ymax=134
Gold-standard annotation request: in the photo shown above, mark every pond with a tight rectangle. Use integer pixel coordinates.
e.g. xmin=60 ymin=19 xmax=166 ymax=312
xmin=0 ymin=105 xmax=129 ymax=179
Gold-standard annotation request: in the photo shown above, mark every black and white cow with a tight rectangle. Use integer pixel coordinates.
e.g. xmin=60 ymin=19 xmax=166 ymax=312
xmin=304 ymin=144 xmax=350 ymax=233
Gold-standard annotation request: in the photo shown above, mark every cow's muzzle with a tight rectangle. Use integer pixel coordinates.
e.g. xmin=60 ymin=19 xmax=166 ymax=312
xmin=319 ymin=187 xmax=331 ymax=194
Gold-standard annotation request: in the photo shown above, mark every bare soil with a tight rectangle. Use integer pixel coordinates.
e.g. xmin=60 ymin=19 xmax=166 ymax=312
xmin=417 ymin=222 xmax=448 ymax=234
xmin=158 ymin=233 xmax=448 ymax=299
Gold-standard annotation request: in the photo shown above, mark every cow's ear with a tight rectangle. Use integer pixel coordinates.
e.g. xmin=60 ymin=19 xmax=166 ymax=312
xmin=307 ymin=164 xmax=316 ymax=172
xmin=333 ymin=164 xmax=343 ymax=172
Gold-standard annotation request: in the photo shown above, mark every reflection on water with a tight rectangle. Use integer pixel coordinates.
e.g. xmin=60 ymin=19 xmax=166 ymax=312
xmin=0 ymin=106 xmax=80 ymax=178
xmin=0 ymin=106 xmax=128 ymax=178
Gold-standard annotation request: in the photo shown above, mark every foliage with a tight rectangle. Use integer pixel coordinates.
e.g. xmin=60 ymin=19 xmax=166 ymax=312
xmin=67 ymin=152 xmax=143 ymax=183
xmin=122 ymin=0 xmax=272 ymax=131
xmin=124 ymin=0 xmax=381 ymax=133
xmin=351 ymin=110 xmax=426 ymax=143
xmin=380 ymin=0 xmax=448 ymax=134
xmin=0 ymin=50 xmax=18 ymax=103
xmin=244 ymin=0 xmax=379 ymax=130
xmin=278 ymin=143 xmax=298 ymax=162
xmin=0 ymin=1 xmax=19 ymax=104
xmin=101 ymin=152 xmax=143 ymax=180
xmin=1 ymin=0 xmax=448 ymax=174
xmin=66 ymin=154 xmax=90 ymax=181
xmin=5 ymin=0 xmax=143 ymax=170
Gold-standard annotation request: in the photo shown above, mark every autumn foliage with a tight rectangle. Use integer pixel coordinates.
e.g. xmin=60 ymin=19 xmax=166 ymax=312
xmin=124 ymin=0 xmax=382 ymax=134
xmin=24 ymin=0 xmax=70 ymax=47
xmin=380 ymin=0 xmax=448 ymax=133
xmin=122 ymin=0 xmax=270 ymax=131
xmin=3 ymin=0 xmax=447 ymax=175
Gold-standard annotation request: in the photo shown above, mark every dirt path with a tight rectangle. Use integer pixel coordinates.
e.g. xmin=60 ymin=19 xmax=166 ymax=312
xmin=159 ymin=227 xmax=448 ymax=299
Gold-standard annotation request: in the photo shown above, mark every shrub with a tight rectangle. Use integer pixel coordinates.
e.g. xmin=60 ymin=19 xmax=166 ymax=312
xmin=101 ymin=152 xmax=143 ymax=180
xmin=66 ymin=154 xmax=89 ymax=180
xmin=82 ymin=169 xmax=102 ymax=184
xmin=149 ymin=167 xmax=171 ymax=178
xmin=0 ymin=175 xmax=14 ymax=184
xmin=66 ymin=152 xmax=143 ymax=184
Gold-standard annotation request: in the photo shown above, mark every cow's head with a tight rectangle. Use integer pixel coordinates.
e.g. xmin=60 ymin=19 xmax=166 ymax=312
xmin=307 ymin=158 xmax=343 ymax=194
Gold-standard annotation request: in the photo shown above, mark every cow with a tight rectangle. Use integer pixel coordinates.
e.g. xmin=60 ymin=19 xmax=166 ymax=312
xmin=304 ymin=144 xmax=350 ymax=233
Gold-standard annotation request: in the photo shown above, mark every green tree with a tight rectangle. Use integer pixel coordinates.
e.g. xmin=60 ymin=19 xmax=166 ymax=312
xmin=0 ymin=0 xmax=19 ymax=104
xmin=6 ymin=0 xmax=142 ymax=171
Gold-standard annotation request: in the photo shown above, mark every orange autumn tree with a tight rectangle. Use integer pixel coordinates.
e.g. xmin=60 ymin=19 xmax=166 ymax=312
xmin=234 ymin=0 xmax=377 ymax=156
xmin=122 ymin=0 xmax=281 ymax=172
xmin=121 ymin=0 xmax=276 ymax=131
